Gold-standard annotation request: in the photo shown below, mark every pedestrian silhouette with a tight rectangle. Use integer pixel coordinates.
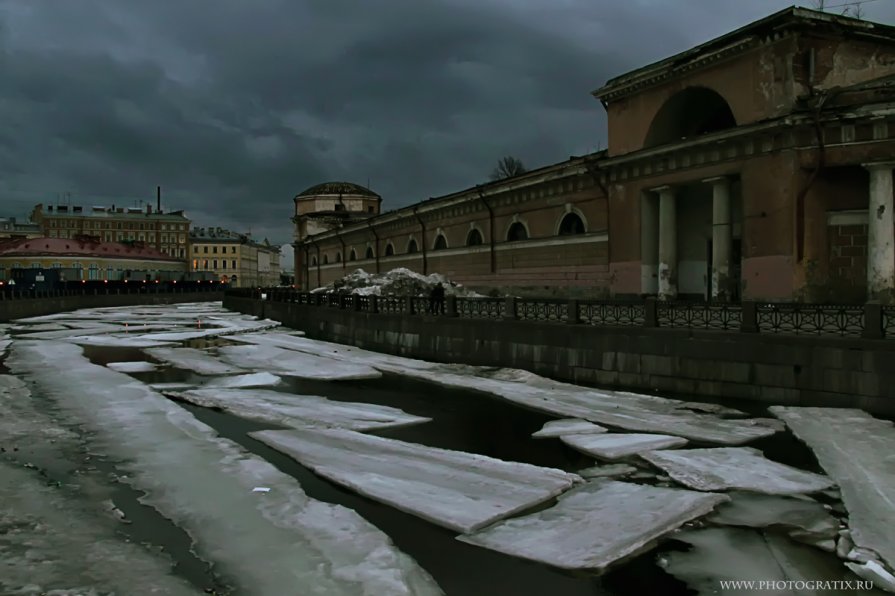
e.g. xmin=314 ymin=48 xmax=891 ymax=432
xmin=428 ymin=283 xmax=446 ymax=315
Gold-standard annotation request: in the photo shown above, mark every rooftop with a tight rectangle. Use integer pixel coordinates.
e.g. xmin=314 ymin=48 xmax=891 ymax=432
xmin=0 ymin=236 xmax=182 ymax=262
xmin=296 ymin=181 xmax=381 ymax=199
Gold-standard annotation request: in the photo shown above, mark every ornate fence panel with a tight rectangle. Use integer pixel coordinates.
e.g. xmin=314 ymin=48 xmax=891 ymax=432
xmin=411 ymin=297 xmax=429 ymax=315
xmin=756 ymin=303 xmax=864 ymax=337
xmin=456 ymin=297 xmax=505 ymax=319
xmin=657 ymin=302 xmax=742 ymax=331
xmin=355 ymin=296 xmax=371 ymax=311
xmin=516 ymin=299 xmax=568 ymax=322
xmin=377 ymin=296 xmax=407 ymax=315
xmin=579 ymin=301 xmax=646 ymax=327
xmin=883 ymin=306 xmax=895 ymax=340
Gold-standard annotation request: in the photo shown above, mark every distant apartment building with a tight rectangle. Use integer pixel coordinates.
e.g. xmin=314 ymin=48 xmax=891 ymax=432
xmin=0 ymin=217 xmax=42 ymax=239
xmin=30 ymin=202 xmax=190 ymax=260
xmin=189 ymin=227 xmax=280 ymax=287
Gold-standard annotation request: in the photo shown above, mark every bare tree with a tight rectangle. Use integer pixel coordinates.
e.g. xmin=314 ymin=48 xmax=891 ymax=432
xmin=490 ymin=156 xmax=527 ymax=181
xmin=842 ymin=3 xmax=865 ymax=18
xmin=810 ymin=0 xmax=826 ymax=9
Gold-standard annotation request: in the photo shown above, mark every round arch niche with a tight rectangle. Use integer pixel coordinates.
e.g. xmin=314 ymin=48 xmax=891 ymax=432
xmin=644 ymin=87 xmax=736 ymax=148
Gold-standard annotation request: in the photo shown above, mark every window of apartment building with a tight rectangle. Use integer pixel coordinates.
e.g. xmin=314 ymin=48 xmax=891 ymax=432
xmin=203 ymin=259 xmax=208 ymax=269
xmin=88 ymin=264 xmax=99 ymax=280
xmin=31 ymin=262 xmax=40 ymax=269
xmin=213 ymin=246 xmax=218 ymax=254
xmin=51 ymin=263 xmax=62 ymax=269
xmin=138 ymin=234 xmax=145 ymax=241
xmin=179 ymin=248 xmax=184 ymax=258
xmin=106 ymin=266 xmax=114 ymax=280
xmin=203 ymin=246 xmax=208 ymax=254
xmin=231 ymin=260 xmax=236 ymax=269
xmin=162 ymin=224 xmax=168 ymax=231
xmin=231 ymin=247 xmax=236 ymax=254
xmin=139 ymin=223 xmax=145 ymax=230
xmin=213 ymin=260 xmax=218 ymax=269
xmin=179 ymin=235 xmax=184 ymax=242
xmin=222 ymin=260 xmax=227 ymax=270
xmin=49 ymin=230 xmax=58 ymax=238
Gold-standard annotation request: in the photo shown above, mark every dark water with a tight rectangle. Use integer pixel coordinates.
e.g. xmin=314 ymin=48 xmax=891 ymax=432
xmin=22 ymin=338 xmax=842 ymax=596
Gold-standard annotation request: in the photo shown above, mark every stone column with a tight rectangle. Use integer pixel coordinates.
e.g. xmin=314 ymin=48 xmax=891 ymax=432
xmin=654 ymin=186 xmax=677 ymax=300
xmin=640 ymin=192 xmax=659 ymax=295
xmin=864 ymin=162 xmax=895 ymax=303
xmin=705 ymin=176 xmax=733 ymax=301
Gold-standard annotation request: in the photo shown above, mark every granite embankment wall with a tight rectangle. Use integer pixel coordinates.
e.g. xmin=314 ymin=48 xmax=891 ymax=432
xmin=0 ymin=292 xmax=225 ymax=322
xmin=224 ymin=295 xmax=895 ymax=416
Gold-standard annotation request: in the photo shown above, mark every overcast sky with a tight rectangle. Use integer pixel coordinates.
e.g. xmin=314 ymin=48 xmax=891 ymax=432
xmin=2 ymin=0 xmax=893 ymax=249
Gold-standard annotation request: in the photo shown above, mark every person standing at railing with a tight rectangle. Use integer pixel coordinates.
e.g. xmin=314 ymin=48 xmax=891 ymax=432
xmin=428 ymin=283 xmax=445 ymax=315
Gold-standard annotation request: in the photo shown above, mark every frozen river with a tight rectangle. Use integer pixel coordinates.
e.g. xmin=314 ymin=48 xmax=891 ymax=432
xmin=1 ymin=302 xmax=893 ymax=595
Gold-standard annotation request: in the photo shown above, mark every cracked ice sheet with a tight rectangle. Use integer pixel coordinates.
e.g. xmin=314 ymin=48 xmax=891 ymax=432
xmin=145 ymin=347 xmax=246 ymax=375
xmin=641 ymin=448 xmax=835 ymax=495
xmin=771 ymin=406 xmax=895 ymax=572
xmin=169 ymin=388 xmax=430 ymax=431
xmin=251 ymin=428 xmax=582 ymax=534
xmin=229 ymin=333 xmax=779 ymax=445
xmin=532 ymin=418 xmax=607 ymax=438
xmin=129 ymin=317 xmax=280 ymax=342
xmin=107 ymin=361 xmax=158 ymax=373
xmin=458 ymin=480 xmax=727 ymax=572
xmin=708 ymin=491 xmax=838 ymax=538
xmin=663 ymin=527 xmax=874 ymax=596
xmin=0 ymin=461 xmax=199 ymax=596
xmin=8 ymin=342 xmax=442 ymax=596
xmin=561 ymin=433 xmax=688 ymax=460
xmin=218 ymin=344 xmax=382 ymax=381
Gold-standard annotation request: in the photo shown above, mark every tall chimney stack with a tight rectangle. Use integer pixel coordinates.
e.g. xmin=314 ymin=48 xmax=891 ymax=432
xmin=157 ymin=186 xmax=161 ymax=213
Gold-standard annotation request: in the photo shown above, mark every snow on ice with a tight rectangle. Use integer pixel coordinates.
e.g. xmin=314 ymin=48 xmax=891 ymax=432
xmin=229 ymin=332 xmax=780 ymax=445
xmin=145 ymin=347 xmax=247 ymax=375
xmin=531 ymin=418 xmax=607 ymax=438
xmin=250 ymin=427 xmax=582 ymax=533
xmin=771 ymin=406 xmax=895 ymax=576
xmin=201 ymin=372 xmax=282 ymax=389
xmin=641 ymin=448 xmax=835 ymax=495
xmin=170 ymin=388 xmax=430 ymax=431
xmin=561 ymin=433 xmax=688 ymax=460
xmin=576 ymin=464 xmax=638 ymax=479
xmin=8 ymin=341 xmax=442 ymax=596
xmin=458 ymin=480 xmax=727 ymax=572
xmin=106 ymin=361 xmax=159 ymax=373
xmin=218 ymin=344 xmax=382 ymax=381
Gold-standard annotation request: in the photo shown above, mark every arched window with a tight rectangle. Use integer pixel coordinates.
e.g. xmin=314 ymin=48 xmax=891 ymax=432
xmin=644 ymin=87 xmax=736 ymax=148
xmin=506 ymin=222 xmax=528 ymax=242
xmin=335 ymin=252 xmax=342 ymax=263
xmin=407 ymin=238 xmax=418 ymax=254
xmin=365 ymin=246 xmax=374 ymax=259
xmin=88 ymin=264 xmax=99 ymax=280
xmin=385 ymin=243 xmax=395 ymax=256
xmin=433 ymin=234 xmax=448 ymax=250
xmin=558 ymin=213 xmax=586 ymax=236
xmin=466 ymin=228 xmax=484 ymax=246
xmin=312 ymin=256 xmax=318 ymax=266
xmin=349 ymin=249 xmax=357 ymax=262
xmin=323 ymin=254 xmax=329 ymax=265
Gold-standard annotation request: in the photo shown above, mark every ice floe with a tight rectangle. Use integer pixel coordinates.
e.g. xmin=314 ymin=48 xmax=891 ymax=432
xmin=218 ymin=344 xmax=382 ymax=381
xmin=531 ymin=418 xmax=607 ymax=438
xmin=708 ymin=491 xmax=839 ymax=538
xmin=0 ymin=461 xmax=199 ymax=596
xmin=8 ymin=341 xmax=442 ymax=596
xmin=202 ymin=372 xmax=281 ymax=389
xmin=169 ymin=388 xmax=430 ymax=431
xmin=641 ymin=447 xmax=835 ymax=495
xmin=229 ymin=333 xmax=781 ymax=445
xmin=250 ymin=427 xmax=582 ymax=533
xmin=145 ymin=347 xmax=246 ymax=375
xmin=458 ymin=480 xmax=727 ymax=571
xmin=771 ymin=406 xmax=895 ymax=576
xmin=561 ymin=433 xmax=688 ymax=460
xmin=662 ymin=527 xmax=866 ymax=595
xmin=106 ymin=361 xmax=158 ymax=373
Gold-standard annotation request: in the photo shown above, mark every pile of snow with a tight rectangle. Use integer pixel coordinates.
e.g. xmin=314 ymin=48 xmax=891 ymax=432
xmin=311 ymin=268 xmax=482 ymax=297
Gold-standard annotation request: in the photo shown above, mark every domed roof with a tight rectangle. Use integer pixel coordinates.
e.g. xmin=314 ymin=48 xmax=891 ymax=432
xmin=296 ymin=181 xmax=380 ymax=198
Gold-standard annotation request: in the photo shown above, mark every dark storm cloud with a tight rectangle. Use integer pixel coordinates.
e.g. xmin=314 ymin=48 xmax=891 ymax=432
xmin=1 ymin=0 xmax=893 ymax=246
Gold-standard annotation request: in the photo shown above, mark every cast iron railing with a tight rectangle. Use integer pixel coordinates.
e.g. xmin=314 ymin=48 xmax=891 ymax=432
xmin=227 ymin=288 xmax=895 ymax=340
